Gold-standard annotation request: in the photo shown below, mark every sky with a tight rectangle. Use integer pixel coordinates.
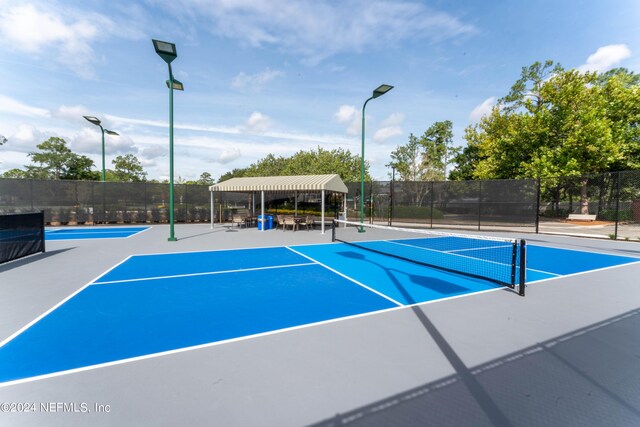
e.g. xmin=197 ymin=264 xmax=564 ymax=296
xmin=0 ymin=0 xmax=639 ymax=182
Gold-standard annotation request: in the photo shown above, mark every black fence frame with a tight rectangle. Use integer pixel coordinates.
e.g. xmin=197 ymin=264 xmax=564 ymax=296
xmin=0 ymin=169 xmax=638 ymax=240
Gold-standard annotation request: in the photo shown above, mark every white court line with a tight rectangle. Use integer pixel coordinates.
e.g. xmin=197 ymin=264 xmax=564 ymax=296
xmin=93 ymin=262 xmax=316 ymax=285
xmin=0 ymin=303 xmax=411 ymax=389
xmin=285 ymin=246 xmax=403 ymax=307
xmin=446 ymin=244 xmax=513 ymax=253
xmin=386 ymin=240 xmax=514 ymax=268
xmin=0 ymin=255 xmax=134 ymax=350
xmin=525 ymin=259 xmax=640 ymax=284
xmin=2 ymin=244 xmax=637 ymax=389
xmin=125 ymin=227 xmax=152 ymax=238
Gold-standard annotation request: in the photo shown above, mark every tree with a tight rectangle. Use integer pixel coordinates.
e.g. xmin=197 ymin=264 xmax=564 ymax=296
xmin=61 ymin=154 xmax=100 ymax=181
xmin=387 ymin=133 xmax=434 ymax=205
xmin=217 ymin=147 xmax=368 ymax=182
xmin=197 ymin=172 xmax=214 ymax=185
xmin=422 ymin=120 xmax=457 ymax=180
xmin=28 ymin=137 xmax=74 ymax=179
xmin=463 ymin=60 xmax=639 ymax=214
xmin=2 ymin=168 xmax=28 ymax=179
xmin=110 ymin=154 xmax=147 ymax=182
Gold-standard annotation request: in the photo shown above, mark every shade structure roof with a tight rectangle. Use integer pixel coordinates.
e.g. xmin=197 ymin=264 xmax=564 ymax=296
xmin=209 ymin=174 xmax=348 ymax=194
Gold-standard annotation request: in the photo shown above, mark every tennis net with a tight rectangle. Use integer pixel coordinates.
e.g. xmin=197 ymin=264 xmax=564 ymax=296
xmin=0 ymin=211 xmax=46 ymax=264
xmin=332 ymin=219 xmax=526 ymax=296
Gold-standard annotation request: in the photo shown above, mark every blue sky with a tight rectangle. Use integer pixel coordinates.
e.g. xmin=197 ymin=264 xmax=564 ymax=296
xmin=0 ymin=0 xmax=638 ymax=181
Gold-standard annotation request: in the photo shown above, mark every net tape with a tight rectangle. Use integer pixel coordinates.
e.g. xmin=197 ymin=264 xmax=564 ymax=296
xmin=332 ymin=219 xmax=526 ymax=295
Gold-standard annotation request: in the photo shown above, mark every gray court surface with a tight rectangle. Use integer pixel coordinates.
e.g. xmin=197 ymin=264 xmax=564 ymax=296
xmin=1 ymin=224 xmax=639 ymax=427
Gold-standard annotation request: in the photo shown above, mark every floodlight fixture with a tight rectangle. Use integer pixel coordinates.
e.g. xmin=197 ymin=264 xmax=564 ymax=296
xmin=166 ymin=79 xmax=184 ymax=91
xmin=152 ymin=39 xmax=177 ymax=64
xmin=83 ymin=116 xmax=101 ymax=126
xmin=372 ymin=84 xmax=394 ymax=98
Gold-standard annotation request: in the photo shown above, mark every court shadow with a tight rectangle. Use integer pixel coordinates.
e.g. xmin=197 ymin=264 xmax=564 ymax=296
xmin=178 ymin=228 xmax=231 ymax=240
xmin=335 ymin=249 xmax=514 ymax=426
xmin=308 ymin=308 xmax=640 ymax=426
xmin=0 ymin=248 xmax=75 ymax=273
xmin=336 ymin=250 xmax=470 ymax=296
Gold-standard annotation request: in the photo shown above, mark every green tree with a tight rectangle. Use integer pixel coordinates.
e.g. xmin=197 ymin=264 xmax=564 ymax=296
xmin=28 ymin=137 xmax=74 ymax=179
xmin=422 ymin=120 xmax=457 ymax=180
xmin=61 ymin=154 xmax=100 ymax=180
xmin=110 ymin=154 xmax=147 ymax=182
xmin=2 ymin=168 xmax=28 ymax=179
xmin=217 ymin=147 xmax=368 ymax=182
xmin=197 ymin=172 xmax=214 ymax=185
xmin=464 ymin=60 xmax=639 ymax=214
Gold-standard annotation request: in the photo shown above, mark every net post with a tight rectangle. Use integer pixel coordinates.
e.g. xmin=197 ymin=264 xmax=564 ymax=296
xmin=518 ymin=239 xmax=526 ymax=296
xmin=331 ymin=219 xmax=336 ymax=242
xmin=510 ymin=241 xmax=517 ymax=288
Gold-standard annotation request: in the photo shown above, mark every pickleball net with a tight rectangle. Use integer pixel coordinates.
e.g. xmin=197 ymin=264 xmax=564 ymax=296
xmin=332 ymin=219 xmax=526 ymax=296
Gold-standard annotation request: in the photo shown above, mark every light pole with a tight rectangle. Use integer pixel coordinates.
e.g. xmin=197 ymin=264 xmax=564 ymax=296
xmin=152 ymin=39 xmax=184 ymax=242
xmin=83 ymin=116 xmax=118 ymax=182
xmin=360 ymin=84 xmax=393 ymax=231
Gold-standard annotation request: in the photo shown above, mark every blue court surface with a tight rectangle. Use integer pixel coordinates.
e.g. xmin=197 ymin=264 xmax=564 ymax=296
xmin=0 ymin=241 xmax=638 ymax=386
xmin=45 ymin=226 xmax=149 ymax=240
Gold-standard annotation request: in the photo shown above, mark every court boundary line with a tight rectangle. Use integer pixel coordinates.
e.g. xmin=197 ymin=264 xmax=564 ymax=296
xmin=0 ymin=256 xmax=135 ymax=350
xmin=1 ymin=243 xmax=638 ymax=389
xmin=525 ymin=259 xmax=640 ymax=285
xmin=93 ymin=262 xmax=316 ymax=285
xmin=0 ymin=275 xmax=521 ymax=389
xmin=386 ymin=240 xmax=514 ymax=268
xmin=285 ymin=246 xmax=403 ymax=307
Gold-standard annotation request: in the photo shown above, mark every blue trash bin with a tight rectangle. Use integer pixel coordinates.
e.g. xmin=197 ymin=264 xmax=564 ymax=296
xmin=267 ymin=215 xmax=274 ymax=230
xmin=257 ymin=214 xmax=267 ymax=230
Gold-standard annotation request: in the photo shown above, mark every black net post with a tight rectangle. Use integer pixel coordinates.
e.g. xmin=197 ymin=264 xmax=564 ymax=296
xmin=331 ymin=219 xmax=336 ymax=242
xmin=519 ymin=239 xmax=526 ymax=296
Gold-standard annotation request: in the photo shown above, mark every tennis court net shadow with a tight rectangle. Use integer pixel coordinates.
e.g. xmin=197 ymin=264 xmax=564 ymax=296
xmin=307 ymin=308 xmax=640 ymax=427
xmin=0 ymin=247 xmax=75 ymax=273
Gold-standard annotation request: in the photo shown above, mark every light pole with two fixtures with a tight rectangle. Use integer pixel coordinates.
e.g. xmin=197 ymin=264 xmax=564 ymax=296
xmin=152 ymin=39 xmax=184 ymax=242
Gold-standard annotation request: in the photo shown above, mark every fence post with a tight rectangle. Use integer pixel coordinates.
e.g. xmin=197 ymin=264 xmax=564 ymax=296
xmin=430 ymin=181 xmax=435 ymax=229
xmin=477 ymin=181 xmax=482 ymax=231
xmin=535 ymin=178 xmax=541 ymax=234
xmin=614 ymin=171 xmax=620 ymax=240
xmin=30 ymin=179 xmax=34 ymax=210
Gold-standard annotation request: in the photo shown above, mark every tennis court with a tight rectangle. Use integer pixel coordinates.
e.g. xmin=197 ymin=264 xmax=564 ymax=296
xmin=45 ymin=226 xmax=149 ymax=240
xmin=0 ymin=223 xmax=639 ymax=426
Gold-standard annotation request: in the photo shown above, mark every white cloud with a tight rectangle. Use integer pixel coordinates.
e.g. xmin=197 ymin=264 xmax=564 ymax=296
xmin=0 ymin=2 xmax=141 ymax=78
xmin=165 ymin=0 xmax=475 ymax=65
xmin=380 ymin=112 xmax=404 ymax=127
xmin=469 ymin=97 xmax=496 ymax=123
xmin=71 ymin=127 xmax=137 ymax=155
xmin=219 ymin=148 xmax=241 ymax=164
xmin=373 ymin=126 xmax=402 ymax=143
xmin=333 ymin=105 xmax=360 ymax=135
xmin=8 ymin=124 xmax=48 ymax=151
xmin=578 ymin=44 xmax=631 ymax=73
xmin=0 ymin=94 xmax=50 ymax=118
xmin=231 ymin=68 xmax=284 ymax=91
xmin=244 ymin=112 xmax=272 ymax=133
xmin=141 ymin=145 xmax=167 ymax=159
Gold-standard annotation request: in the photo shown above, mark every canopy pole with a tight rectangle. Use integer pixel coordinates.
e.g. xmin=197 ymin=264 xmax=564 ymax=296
xmin=260 ymin=190 xmax=265 ymax=232
xmin=210 ymin=191 xmax=214 ymax=229
xmin=343 ymin=193 xmax=347 ymax=222
xmin=295 ymin=190 xmax=298 ymax=216
xmin=321 ymin=189 xmax=325 ymax=234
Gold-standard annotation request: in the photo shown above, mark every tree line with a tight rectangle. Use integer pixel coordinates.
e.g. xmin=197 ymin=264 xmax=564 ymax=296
xmin=2 ymin=60 xmax=638 ymax=199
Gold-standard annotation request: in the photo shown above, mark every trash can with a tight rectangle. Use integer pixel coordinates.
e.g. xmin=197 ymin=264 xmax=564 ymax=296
xmin=258 ymin=214 xmax=274 ymax=230
xmin=257 ymin=214 xmax=268 ymax=230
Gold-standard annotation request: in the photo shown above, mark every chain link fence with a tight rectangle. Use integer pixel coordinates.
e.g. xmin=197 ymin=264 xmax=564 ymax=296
xmin=0 ymin=179 xmax=212 ymax=224
xmin=1 ymin=169 xmax=638 ymax=240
